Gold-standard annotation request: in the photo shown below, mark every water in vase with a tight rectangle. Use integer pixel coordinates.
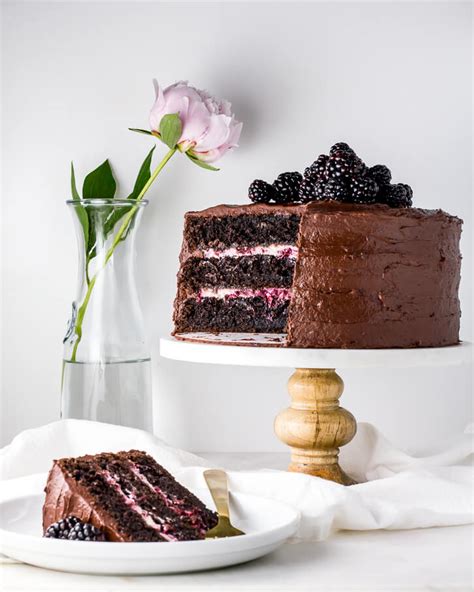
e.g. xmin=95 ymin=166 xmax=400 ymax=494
xmin=61 ymin=359 xmax=152 ymax=430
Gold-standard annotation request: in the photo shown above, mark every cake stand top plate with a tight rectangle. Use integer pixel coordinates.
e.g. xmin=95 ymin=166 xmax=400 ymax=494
xmin=160 ymin=335 xmax=472 ymax=369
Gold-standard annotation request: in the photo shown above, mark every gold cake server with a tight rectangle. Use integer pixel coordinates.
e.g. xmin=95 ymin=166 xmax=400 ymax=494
xmin=203 ymin=469 xmax=245 ymax=539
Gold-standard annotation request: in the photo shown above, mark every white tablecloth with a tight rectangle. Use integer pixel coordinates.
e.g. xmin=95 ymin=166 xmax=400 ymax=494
xmin=1 ymin=420 xmax=472 ymax=541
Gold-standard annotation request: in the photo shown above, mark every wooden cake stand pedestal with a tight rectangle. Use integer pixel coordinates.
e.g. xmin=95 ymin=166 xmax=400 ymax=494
xmin=160 ymin=336 xmax=471 ymax=486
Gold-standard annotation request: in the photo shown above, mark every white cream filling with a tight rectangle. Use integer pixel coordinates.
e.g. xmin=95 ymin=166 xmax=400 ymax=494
xmin=101 ymin=469 xmax=177 ymax=541
xmin=203 ymin=244 xmax=298 ymax=259
xmin=199 ymin=287 xmax=292 ymax=302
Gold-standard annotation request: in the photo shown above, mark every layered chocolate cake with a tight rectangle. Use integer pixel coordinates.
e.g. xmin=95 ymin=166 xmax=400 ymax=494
xmin=173 ymin=142 xmax=462 ymax=348
xmin=173 ymin=202 xmax=462 ymax=348
xmin=43 ymin=450 xmax=217 ymax=542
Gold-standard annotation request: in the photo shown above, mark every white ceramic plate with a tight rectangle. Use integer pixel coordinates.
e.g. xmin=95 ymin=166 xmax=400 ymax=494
xmin=0 ymin=489 xmax=299 ymax=575
xmin=161 ymin=337 xmax=472 ymax=369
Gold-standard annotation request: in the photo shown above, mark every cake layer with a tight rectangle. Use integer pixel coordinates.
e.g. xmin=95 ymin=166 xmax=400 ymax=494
xmin=180 ymin=255 xmax=296 ymax=290
xmin=184 ymin=209 xmax=301 ymax=250
xmin=43 ymin=450 xmax=217 ymax=542
xmin=176 ymin=296 xmax=290 ymax=333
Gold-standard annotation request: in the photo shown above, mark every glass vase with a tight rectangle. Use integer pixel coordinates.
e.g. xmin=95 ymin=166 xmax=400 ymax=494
xmin=61 ymin=198 xmax=152 ymax=430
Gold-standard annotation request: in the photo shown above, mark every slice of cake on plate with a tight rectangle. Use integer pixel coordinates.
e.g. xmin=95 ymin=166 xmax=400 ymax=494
xmin=43 ymin=450 xmax=217 ymax=542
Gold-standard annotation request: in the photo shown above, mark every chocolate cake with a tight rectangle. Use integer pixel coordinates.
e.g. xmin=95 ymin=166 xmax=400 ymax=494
xmin=173 ymin=202 xmax=462 ymax=348
xmin=43 ymin=450 xmax=217 ymax=542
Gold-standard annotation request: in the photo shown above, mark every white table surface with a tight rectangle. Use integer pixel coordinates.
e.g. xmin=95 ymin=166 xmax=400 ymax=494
xmin=2 ymin=453 xmax=472 ymax=592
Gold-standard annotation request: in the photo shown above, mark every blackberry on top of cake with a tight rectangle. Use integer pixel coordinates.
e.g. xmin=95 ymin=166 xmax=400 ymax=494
xmin=248 ymin=142 xmax=413 ymax=208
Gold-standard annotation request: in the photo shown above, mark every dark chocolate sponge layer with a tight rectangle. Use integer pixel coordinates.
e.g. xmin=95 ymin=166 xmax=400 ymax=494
xmin=180 ymin=255 xmax=296 ymax=290
xmin=184 ymin=212 xmax=300 ymax=250
xmin=176 ymin=297 xmax=289 ymax=333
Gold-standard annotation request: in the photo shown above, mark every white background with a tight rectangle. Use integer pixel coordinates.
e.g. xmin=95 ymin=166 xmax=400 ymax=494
xmin=1 ymin=1 xmax=472 ymax=451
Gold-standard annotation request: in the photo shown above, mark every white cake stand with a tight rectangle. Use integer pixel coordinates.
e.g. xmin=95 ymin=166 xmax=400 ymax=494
xmin=160 ymin=335 xmax=472 ymax=485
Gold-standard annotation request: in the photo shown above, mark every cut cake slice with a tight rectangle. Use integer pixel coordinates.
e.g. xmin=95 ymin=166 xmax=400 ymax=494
xmin=43 ymin=450 xmax=217 ymax=542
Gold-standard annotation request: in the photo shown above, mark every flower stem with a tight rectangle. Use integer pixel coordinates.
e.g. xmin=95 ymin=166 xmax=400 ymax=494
xmin=85 ymin=256 xmax=91 ymax=286
xmin=70 ymin=147 xmax=177 ymax=362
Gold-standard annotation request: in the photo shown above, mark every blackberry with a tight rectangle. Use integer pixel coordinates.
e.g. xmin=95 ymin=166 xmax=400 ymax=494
xmin=379 ymin=183 xmax=413 ymax=208
xmin=273 ymin=172 xmax=302 ymax=204
xmin=326 ymin=154 xmax=365 ymax=180
xmin=304 ymin=166 xmax=315 ymax=181
xmin=326 ymin=155 xmax=351 ymax=180
xmin=349 ymin=176 xmax=379 ymax=203
xmin=324 ymin=178 xmax=350 ymax=202
xmin=369 ymin=164 xmax=392 ymax=187
xmin=329 ymin=142 xmax=354 ymax=156
xmin=304 ymin=154 xmax=328 ymax=182
xmin=400 ymin=183 xmax=413 ymax=202
xmin=248 ymin=179 xmax=275 ymax=204
xmin=44 ymin=516 xmax=80 ymax=539
xmin=313 ymin=181 xmax=327 ymax=200
xmin=68 ymin=521 xmax=106 ymax=542
xmin=298 ymin=179 xmax=318 ymax=203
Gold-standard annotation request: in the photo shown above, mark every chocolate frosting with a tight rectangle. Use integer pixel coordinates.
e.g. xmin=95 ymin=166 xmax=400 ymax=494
xmin=174 ymin=203 xmax=462 ymax=348
xmin=288 ymin=203 xmax=461 ymax=348
xmin=43 ymin=461 xmax=126 ymax=541
xmin=185 ymin=202 xmax=304 ymax=217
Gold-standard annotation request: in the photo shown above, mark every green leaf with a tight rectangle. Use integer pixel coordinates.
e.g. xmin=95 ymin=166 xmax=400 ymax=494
xmin=159 ymin=113 xmax=182 ymax=149
xmin=129 ymin=128 xmax=154 ymax=136
xmin=71 ymin=162 xmax=89 ymax=255
xmin=102 ymin=147 xmax=155 ymax=239
xmin=128 ymin=145 xmax=155 ymax=200
xmin=103 ymin=205 xmax=133 ymax=239
xmin=82 ymin=159 xmax=116 ymax=199
xmin=86 ymin=215 xmax=97 ymax=260
xmin=185 ymin=153 xmax=220 ymax=171
xmin=81 ymin=159 xmax=116 ymax=261
xmin=70 ymin=162 xmax=81 ymax=200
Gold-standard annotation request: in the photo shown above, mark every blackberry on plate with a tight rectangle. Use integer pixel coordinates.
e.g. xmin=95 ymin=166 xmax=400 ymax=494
xmin=379 ymin=183 xmax=413 ymax=208
xmin=273 ymin=172 xmax=302 ymax=204
xmin=248 ymin=179 xmax=275 ymax=204
xmin=68 ymin=521 xmax=106 ymax=542
xmin=324 ymin=178 xmax=350 ymax=201
xmin=369 ymin=164 xmax=392 ymax=187
xmin=298 ymin=179 xmax=318 ymax=203
xmin=304 ymin=154 xmax=328 ymax=182
xmin=44 ymin=516 xmax=106 ymax=541
xmin=349 ymin=176 xmax=378 ymax=203
xmin=44 ymin=516 xmax=80 ymax=539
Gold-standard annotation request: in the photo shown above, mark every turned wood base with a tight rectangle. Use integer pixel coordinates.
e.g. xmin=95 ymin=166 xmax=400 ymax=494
xmin=274 ymin=368 xmax=357 ymax=485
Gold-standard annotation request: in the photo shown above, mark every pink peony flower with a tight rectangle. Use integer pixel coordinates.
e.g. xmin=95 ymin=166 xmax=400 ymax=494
xmin=149 ymin=80 xmax=242 ymax=163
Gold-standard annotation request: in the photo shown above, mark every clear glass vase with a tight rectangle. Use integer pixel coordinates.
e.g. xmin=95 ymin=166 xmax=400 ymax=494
xmin=61 ymin=199 xmax=152 ymax=430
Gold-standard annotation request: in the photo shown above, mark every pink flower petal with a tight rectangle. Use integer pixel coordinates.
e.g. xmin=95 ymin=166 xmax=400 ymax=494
xmin=150 ymin=81 xmax=195 ymax=132
xmin=179 ymin=100 xmax=211 ymax=151
xmin=222 ymin=119 xmax=243 ymax=149
xmin=196 ymin=114 xmax=232 ymax=152
xmin=193 ymin=120 xmax=243 ymax=163
xmin=191 ymin=148 xmax=222 ymax=163
xmin=149 ymin=80 xmax=167 ymax=131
